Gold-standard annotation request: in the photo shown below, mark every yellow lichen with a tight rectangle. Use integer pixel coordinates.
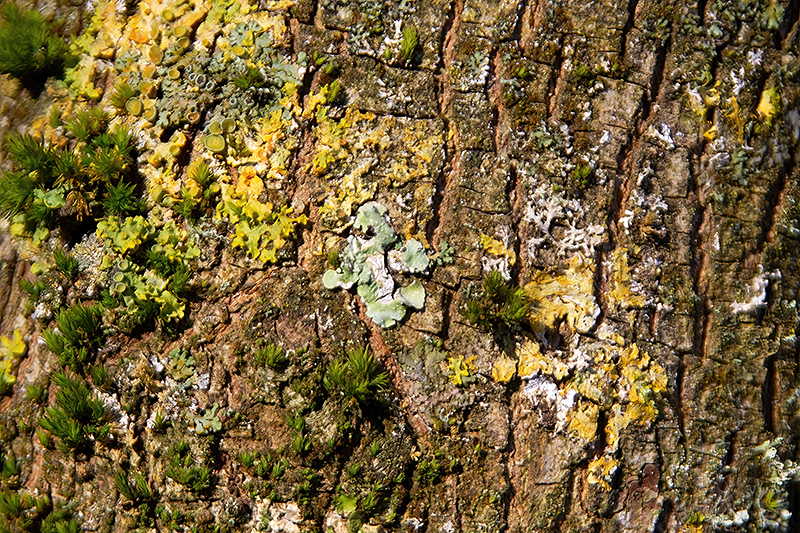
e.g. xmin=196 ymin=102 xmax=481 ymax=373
xmin=604 ymin=403 xmax=630 ymax=452
xmin=682 ymin=512 xmax=706 ymax=533
xmin=568 ymin=400 xmax=598 ymax=441
xmin=756 ymin=86 xmax=779 ymax=125
xmin=447 ymin=355 xmax=476 ymax=386
xmin=479 ymin=234 xmax=516 ymax=266
xmin=517 ymin=340 xmax=568 ymax=380
xmin=318 ymin=159 xmax=378 ymax=231
xmin=0 ymin=330 xmax=25 ymax=394
xmin=491 ymin=355 xmax=516 ymax=383
xmin=524 ymin=256 xmax=599 ymax=334
xmin=587 ymin=455 xmax=620 ymax=491
xmin=216 ymin=166 xmax=307 ymax=263
xmin=607 ymin=248 xmax=645 ymax=311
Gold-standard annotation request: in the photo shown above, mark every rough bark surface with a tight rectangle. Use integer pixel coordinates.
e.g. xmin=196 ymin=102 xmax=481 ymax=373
xmin=0 ymin=0 xmax=799 ymax=532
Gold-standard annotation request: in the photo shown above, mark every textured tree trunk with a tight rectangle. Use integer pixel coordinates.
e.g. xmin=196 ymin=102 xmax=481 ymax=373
xmin=0 ymin=0 xmax=798 ymax=532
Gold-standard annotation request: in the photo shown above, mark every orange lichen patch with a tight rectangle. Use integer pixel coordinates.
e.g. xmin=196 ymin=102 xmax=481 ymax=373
xmin=607 ymin=248 xmax=645 ymax=311
xmin=129 ymin=27 xmax=150 ymax=44
xmin=524 ymin=256 xmax=599 ymax=334
xmin=587 ymin=455 xmax=619 ymax=491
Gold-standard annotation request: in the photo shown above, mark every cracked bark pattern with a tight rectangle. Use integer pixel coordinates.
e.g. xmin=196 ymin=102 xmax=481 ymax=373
xmin=0 ymin=0 xmax=799 ymax=531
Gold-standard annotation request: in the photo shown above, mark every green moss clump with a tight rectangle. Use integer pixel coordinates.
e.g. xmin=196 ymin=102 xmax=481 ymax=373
xmin=0 ymin=117 xmax=138 ymax=244
xmin=0 ymin=3 xmax=69 ymax=93
xmin=462 ymin=270 xmax=528 ymax=330
xmin=42 ymin=302 xmax=104 ymax=373
xmin=323 ymin=346 xmax=388 ymax=412
xmin=38 ymin=370 xmax=109 ymax=453
xmin=165 ymin=442 xmax=212 ymax=494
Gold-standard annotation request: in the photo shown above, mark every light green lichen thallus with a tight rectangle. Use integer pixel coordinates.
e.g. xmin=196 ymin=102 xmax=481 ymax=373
xmin=323 ymin=202 xmax=431 ymax=328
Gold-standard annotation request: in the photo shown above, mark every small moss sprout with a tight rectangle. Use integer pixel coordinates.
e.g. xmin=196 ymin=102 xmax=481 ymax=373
xmin=400 ymin=26 xmax=418 ymax=63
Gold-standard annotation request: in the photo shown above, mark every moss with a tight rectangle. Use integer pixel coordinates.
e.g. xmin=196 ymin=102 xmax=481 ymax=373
xmin=462 ymin=270 xmax=527 ymax=331
xmin=38 ymin=370 xmax=109 ymax=454
xmin=323 ymin=346 xmax=388 ymax=413
xmin=0 ymin=4 xmax=69 ymax=94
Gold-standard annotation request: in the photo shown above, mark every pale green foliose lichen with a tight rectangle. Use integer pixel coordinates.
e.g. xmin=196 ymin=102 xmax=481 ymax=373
xmin=323 ymin=202 xmax=431 ymax=328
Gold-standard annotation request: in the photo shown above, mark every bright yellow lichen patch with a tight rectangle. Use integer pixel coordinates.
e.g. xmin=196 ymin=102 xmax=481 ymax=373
xmin=607 ymin=248 xmax=645 ymax=311
xmin=491 ymin=355 xmax=516 ymax=383
xmin=307 ymin=97 xmax=443 ymax=236
xmin=587 ymin=455 xmax=620 ymax=491
xmin=71 ymin=0 xmax=121 ymax=60
xmin=216 ymin=166 xmax=308 ymax=263
xmin=479 ymin=234 xmax=516 ymax=266
xmin=568 ymin=400 xmax=598 ymax=441
xmin=307 ymin=105 xmax=377 ymax=177
xmin=447 ymin=355 xmax=476 ymax=386
xmin=569 ymin=342 xmax=667 ymax=489
xmin=517 ymin=340 xmax=568 ymax=380
xmin=723 ymin=96 xmax=746 ymax=142
xmin=524 ymin=256 xmax=599 ymax=334
xmin=756 ymin=86 xmax=779 ymax=125
xmin=496 ymin=251 xmax=666 ymax=492
xmin=318 ymin=159 xmax=378 ymax=231
xmin=0 ymin=330 xmax=25 ymax=395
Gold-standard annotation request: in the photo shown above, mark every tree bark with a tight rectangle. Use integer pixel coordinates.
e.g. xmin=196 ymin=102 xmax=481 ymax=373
xmin=0 ymin=0 xmax=799 ymax=532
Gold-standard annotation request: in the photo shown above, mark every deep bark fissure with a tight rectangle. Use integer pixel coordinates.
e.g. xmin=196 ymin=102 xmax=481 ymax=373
xmin=691 ymin=211 xmax=712 ymax=364
xmin=487 ymin=46 xmax=502 ymax=154
xmin=674 ymin=351 xmax=687 ymax=443
xmin=637 ymin=34 xmax=670 ymax=130
xmin=587 ymin=245 xmax=607 ymax=336
xmin=427 ymin=0 xmax=460 ymax=246
xmin=437 ymin=286 xmax=453 ymax=340
xmin=653 ymin=498 xmax=673 ymax=533
xmin=552 ymin=471 xmax=574 ymax=532
xmin=757 ymin=149 xmax=798 ymax=256
xmin=507 ymin=164 xmax=524 ymax=286
xmin=716 ymin=428 xmax=739 ymax=493
xmin=308 ymin=0 xmax=319 ymax=26
xmin=618 ymin=0 xmax=639 ymax=64
xmin=780 ymin=0 xmax=800 ymax=47
xmin=546 ymin=38 xmax=564 ymax=117
xmin=0 ymin=249 xmax=18 ymax=333
xmin=508 ymin=0 xmax=528 ymax=44
xmin=763 ymin=353 xmax=778 ymax=434
xmin=697 ymin=0 xmax=708 ymax=26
